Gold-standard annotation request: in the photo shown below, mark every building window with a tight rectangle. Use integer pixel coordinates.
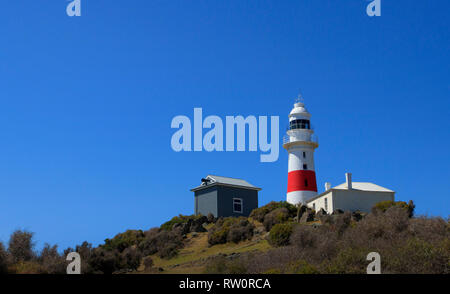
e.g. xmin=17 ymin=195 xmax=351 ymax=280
xmin=303 ymin=152 xmax=306 ymax=158
xmin=304 ymin=179 xmax=308 ymax=187
xmin=303 ymin=164 xmax=308 ymax=170
xmin=312 ymin=203 xmax=316 ymax=210
xmin=233 ymin=198 xmax=243 ymax=213
xmin=324 ymin=198 xmax=328 ymax=211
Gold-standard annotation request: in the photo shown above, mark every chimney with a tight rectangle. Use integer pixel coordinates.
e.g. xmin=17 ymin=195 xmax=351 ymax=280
xmin=345 ymin=173 xmax=352 ymax=189
xmin=325 ymin=182 xmax=331 ymax=191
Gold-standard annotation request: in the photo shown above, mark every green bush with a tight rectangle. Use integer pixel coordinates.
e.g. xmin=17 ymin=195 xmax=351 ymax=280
xmin=322 ymin=247 xmax=368 ymax=274
xmin=263 ymin=268 xmax=281 ymax=274
xmin=88 ymin=248 xmax=124 ymax=274
xmin=138 ymin=228 xmax=184 ymax=259
xmin=11 ymin=261 xmax=42 ymax=274
xmin=288 ymin=260 xmax=320 ymax=274
xmin=8 ymin=230 xmax=35 ymax=263
xmin=158 ymin=242 xmax=180 ymax=259
xmin=0 ymin=242 xmax=9 ymax=274
xmin=203 ymin=255 xmax=247 ymax=274
xmin=38 ymin=243 xmax=66 ymax=274
xmin=208 ymin=217 xmax=255 ymax=246
xmin=372 ymin=200 xmax=415 ymax=217
xmin=384 ymin=237 xmax=449 ymax=274
xmin=160 ymin=214 xmax=207 ymax=231
xmin=102 ymin=230 xmax=145 ymax=252
xmin=208 ymin=228 xmax=229 ymax=245
xmin=120 ymin=247 xmax=142 ymax=271
xmin=263 ymin=207 xmax=290 ymax=231
xmin=143 ymin=256 xmax=153 ymax=270
xmin=250 ymin=201 xmax=297 ymax=223
xmin=268 ymin=223 xmax=294 ymax=247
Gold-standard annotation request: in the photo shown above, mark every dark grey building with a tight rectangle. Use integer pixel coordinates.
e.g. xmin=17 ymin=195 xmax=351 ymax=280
xmin=191 ymin=175 xmax=261 ymax=218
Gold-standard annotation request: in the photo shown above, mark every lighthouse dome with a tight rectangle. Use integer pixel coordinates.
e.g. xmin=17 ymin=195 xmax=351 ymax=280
xmin=289 ymin=102 xmax=311 ymax=119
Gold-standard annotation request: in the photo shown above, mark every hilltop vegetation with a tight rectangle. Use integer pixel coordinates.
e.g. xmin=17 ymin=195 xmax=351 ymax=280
xmin=0 ymin=200 xmax=448 ymax=274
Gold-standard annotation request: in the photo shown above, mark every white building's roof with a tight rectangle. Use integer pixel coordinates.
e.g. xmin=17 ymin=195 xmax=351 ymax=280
xmin=191 ymin=175 xmax=261 ymax=191
xmin=306 ymin=181 xmax=394 ymax=203
xmin=333 ymin=182 xmax=394 ymax=192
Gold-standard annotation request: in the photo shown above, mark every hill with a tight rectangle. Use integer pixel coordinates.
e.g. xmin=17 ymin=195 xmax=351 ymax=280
xmin=0 ymin=200 xmax=448 ymax=274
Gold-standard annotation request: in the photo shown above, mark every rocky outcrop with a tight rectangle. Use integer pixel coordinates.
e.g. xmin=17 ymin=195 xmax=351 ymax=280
xmin=172 ymin=215 xmax=208 ymax=234
xmin=351 ymin=211 xmax=363 ymax=222
xmin=332 ymin=209 xmax=344 ymax=215
xmin=316 ymin=208 xmax=327 ymax=217
xmin=299 ymin=209 xmax=315 ymax=223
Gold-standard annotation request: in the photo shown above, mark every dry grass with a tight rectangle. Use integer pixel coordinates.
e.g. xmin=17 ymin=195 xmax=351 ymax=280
xmin=137 ymin=231 xmax=271 ymax=274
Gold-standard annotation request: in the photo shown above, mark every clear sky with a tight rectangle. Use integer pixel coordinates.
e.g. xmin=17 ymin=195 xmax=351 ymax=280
xmin=0 ymin=1 xmax=448 ymax=251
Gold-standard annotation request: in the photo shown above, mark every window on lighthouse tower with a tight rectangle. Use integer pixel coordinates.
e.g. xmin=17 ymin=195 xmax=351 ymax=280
xmin=304 ymin=179 xmax=308 ymax=187
xmin=289 ymin=119 xmax=311 ymax=130
xmin=303 ymin=164 xmax=308 ymax=170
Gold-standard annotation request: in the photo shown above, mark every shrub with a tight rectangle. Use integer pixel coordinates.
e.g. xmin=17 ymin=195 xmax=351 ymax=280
xmin=38 ymin=244 xmax=66 ymax=274
xmin=383 ymin=237 xmax=449 ymax=274
xmin=138 ymin=228 xmax=184 ymax=259
xmin=208 ymin=228 xmax=229 ymax=246
xmin=207 ymin=213 xmax=216 ymax=223
xmin=203 ymin=255 xmax=247 ymax=274
xmin=228 ymin=225 xmax=254 ymax=243
xmin=158 ymin=242 xmax=179 ymax=259
xmin=208 ymin=217 xmax=255 ymax=246
xmin=143 ymin=256 xmax=153 ymax=270
xmin=244 ymin=205 xmax=449 ymax=274
xmin=268 ymin=223 xmax=293 ymax=247
xmin=287 ymin=260 xmax=319 ymax=274
xmin=263 ymin=207 xmax=290 ymax=231
xmin=160 ymin=214 xmax=207 ymax=231
xmin=250 ymin=201 xmax=297 ymax=223
xmin=0 ymin=242 xmax=9 ymax=274
xmin=12 ymin=261 xmax=42 ymax=274
xmin=102 ymin=230 xmax=145 ymax=252
xmin=263 ymin=268 xmax=281 ymax=274
xmin=290 ymin=225 xmax=317 ymax=249
xmin=8 ymin=230 xmax=35 ymax=263
xmin=121 ymin=247 xmax=142 ymax=270
xmin=88 ymin=248 xmax=124 ymax=274
xmin=323 ymin=247 xmax=368 ymax=274
xmin=323 ymin=211 xmax=352 ymax=235
xmin=372 ymin=200 xmax=415 ymax=217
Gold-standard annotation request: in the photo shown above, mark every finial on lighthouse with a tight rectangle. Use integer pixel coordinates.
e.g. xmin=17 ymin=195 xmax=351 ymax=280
xmin=295 ymin=93 xmax=304 ymax=107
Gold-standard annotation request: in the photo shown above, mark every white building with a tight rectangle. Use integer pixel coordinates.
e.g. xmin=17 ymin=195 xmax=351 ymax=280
xmin=307 ymin=173 xmax=395 ymax=213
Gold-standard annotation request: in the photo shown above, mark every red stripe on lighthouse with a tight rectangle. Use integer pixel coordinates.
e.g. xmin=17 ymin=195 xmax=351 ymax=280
xmin=287 ymin=170 xmax=318 ymax=193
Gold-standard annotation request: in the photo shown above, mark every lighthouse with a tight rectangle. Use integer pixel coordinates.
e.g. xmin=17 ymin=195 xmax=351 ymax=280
xmin=283 ymin=98 xmax=319 ymax=205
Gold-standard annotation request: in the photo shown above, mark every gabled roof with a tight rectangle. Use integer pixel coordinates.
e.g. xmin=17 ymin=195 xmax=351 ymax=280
xmin=306 ymin=182 xmax=394 ymax=203
xmin=191 ymin=175 xmax=262 ymax=192
xmin=333 ymin=182 xmax=394 ymax=192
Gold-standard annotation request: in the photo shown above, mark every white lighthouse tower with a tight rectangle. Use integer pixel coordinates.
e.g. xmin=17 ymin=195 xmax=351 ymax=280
xmin=283 ymin=97 xmax=319 ymax=205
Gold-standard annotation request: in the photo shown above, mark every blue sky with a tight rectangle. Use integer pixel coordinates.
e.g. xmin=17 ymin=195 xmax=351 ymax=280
xmin=0 ymin=1 xmax=448 ymax=250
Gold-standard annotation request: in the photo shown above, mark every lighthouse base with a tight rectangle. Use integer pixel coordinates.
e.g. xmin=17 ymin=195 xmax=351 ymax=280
xmin=287 ymin=191 xmax=317 ymax=206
